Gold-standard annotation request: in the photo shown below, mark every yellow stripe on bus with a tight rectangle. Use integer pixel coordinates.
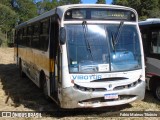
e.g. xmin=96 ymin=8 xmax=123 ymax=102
xmin=17 ymin=47 xmax=55 ymax=73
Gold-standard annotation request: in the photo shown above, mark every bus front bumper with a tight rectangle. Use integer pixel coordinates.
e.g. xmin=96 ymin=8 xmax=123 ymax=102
xmin=60 ymin=81 xmax=145 ymax=108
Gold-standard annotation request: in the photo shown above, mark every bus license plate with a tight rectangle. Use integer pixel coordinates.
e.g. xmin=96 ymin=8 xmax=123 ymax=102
xmin=104 ymin=93 xmax=118 ymax=99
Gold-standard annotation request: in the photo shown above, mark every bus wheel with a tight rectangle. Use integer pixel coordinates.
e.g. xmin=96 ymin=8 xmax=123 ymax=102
xmin=41 ymin=74 xmax=50 ymax=100
xmin=154 ymin=83 xmax=160 ymax=101
xmin=19 ymin=59 xmax=26 ymax=78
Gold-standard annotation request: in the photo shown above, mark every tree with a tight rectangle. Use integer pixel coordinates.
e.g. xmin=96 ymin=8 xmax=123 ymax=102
xmin=112 ymin=0 xmax=129 ymax=6
xmin=0 ymin=0 xmax=39 ymax=46
xmin=12 ymin=0 xmax=37 ymax=23
xmin=0 ymin=0 xmax=12 ymax=7
xmin=96 ymin=0 xmax=106 ymax=4
xmin=36 ymin=0 xmax=58 ymax=14
xmin=0 ymin=4 xmax=17 ymax=32
xmin=112 ymin=0 xmax=160 ymax=20
xmin=36 ymin=0 xmax=82 ymax=14
xmin=0 ymin=3 xmax=17 ymax=46
xmin=59 ymin=0 xmax=82 ymax=5
xmin=58 ymin=0 xmax=82 ymax=5
xmin=149 ymin=8 xmax=160 ymax=18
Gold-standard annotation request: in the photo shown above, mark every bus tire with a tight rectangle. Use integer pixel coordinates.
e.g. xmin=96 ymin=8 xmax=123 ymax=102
xmin=19 ymin=59 xmax=26 ymax=78
xmin=153 ymin=82 xmax=160 ymax=101
xmin=40 ymin=73 xmax=50 ymax=100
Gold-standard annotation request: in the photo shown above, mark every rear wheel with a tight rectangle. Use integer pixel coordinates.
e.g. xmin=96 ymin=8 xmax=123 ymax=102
xmin=153 ymin=83 xmax=160 ymax=101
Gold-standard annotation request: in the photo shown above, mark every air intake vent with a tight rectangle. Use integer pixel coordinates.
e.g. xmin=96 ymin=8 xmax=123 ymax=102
xmin=91 ymin=77 xmax=128 ymax=82
xmin=74 ymin=84 xmax=107 ymax=92
xmin=113 ymin=79 xmax=142 ymax=90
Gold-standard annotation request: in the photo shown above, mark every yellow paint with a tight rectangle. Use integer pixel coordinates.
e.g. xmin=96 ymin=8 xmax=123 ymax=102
xmin=16 ymin=47 xmax=54 ymax=73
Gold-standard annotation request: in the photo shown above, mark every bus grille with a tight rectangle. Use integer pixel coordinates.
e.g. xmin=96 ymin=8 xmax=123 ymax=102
xmin=74 ymin=84 xmax=107 ymax=92
xmin=79 ymin=95 xmax=136 ymax=103
xmin=74 ymin=79 xmax=142 ymax=92
xmin=113 ymin=79 xmax=142 ymax=90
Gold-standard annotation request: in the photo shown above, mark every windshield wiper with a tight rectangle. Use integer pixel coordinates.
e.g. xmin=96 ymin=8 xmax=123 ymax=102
xmin=112 ymin=21 xmax=124 ymax=51
xmin=111 ymin=31 xmax=116 ymax=52
xmin=82 ymin=21 xmax=93 ymax=60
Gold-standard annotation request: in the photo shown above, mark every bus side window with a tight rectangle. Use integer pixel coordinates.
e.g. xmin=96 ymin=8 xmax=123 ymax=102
xmin=18 ymin=29 xmax=23 ymax=45
xmin=53 ymin=16 xmax=61 ymax=83
xmin=142 ymin=33 xmax=148 ymax=54
xmin=22 ymin=27 xmax=27 ymax=46
xmin=32 ymin=23 xmax=40 ymax=49
xmin=151 ymin=31 xmax=160 ymax=54
xmin=27 ymin=26 xmax=33 ymax=47
xmin=39 ymin=19 xmax=49 ymax=51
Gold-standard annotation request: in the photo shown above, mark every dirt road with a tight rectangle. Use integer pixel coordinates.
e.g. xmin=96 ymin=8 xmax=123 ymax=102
xmin=0 ymin=48 xmax=159 ymax=120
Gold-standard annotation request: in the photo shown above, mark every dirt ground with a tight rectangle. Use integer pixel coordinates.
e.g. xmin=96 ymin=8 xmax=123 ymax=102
xmin=0 ymin=48 xmax=160 ymax=120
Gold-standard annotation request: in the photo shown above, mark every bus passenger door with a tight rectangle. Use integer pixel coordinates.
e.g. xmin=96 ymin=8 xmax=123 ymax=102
xmin=50 ymin=16 xmax=60 ymax=100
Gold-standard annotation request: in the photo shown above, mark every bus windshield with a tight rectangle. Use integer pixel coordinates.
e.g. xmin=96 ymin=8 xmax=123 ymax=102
xmin=66 ymin=24 xmax=142 ymax=73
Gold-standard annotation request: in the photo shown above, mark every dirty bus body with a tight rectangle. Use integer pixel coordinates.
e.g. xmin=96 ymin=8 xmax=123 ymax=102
xmin=139 ymin=19 xmax=160 ymax=101
xmin=14 ymin=4 xmax=145 ymax=108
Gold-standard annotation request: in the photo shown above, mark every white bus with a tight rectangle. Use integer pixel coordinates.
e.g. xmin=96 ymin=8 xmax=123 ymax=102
xmin=139 ymin=18 xmax=160 ymax=101
xmin=14 ymin=4 xmax=145 ymax=108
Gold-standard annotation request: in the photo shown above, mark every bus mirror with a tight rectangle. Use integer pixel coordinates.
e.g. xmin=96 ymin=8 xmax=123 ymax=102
xmin=60 ymin=27 xmax=66 ymax=45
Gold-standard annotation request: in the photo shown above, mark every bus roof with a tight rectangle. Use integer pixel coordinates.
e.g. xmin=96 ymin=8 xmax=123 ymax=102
xmin=57 ymin=4 xmax=136 ymax=12
xmin=15 ymin=4 xmax=138 ymax=29
xmin=139 ymin=18 xmax=160 ymax=26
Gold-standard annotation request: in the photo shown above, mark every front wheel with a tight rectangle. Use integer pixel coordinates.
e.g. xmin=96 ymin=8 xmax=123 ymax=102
xmin=153 ymin=83 xmax=160 ymax=101
xmin=41 ymin=74 xmax=51 ymax=101
xmin=43 ymin=80 xmax=49 ymax=99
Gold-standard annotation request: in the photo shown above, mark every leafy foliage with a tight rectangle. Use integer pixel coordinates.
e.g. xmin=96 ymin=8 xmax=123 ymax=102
xmin=0 ymin=3 xmax=17 ymax=46
xmin=13 ymin=0 xmax=38 ymax=23
xmin=0 ymin=4 xmax=17 ymax=31
xmin=0 ymin=0 xmax=12 ymax=7
xmin=36 ymin=0 xmax=58 ymax=14
xmin=59 ymin=0 xmax=82 ymax=5
xmin=96 ymin=0 xmax=106 ymax=4
xmin=0 ymin=0 xmax=38 ymax=46
xmin=36 ymin=0 xmax=81 ymax=14
xmin=112 ymin=0 xmax=160 ymax=20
